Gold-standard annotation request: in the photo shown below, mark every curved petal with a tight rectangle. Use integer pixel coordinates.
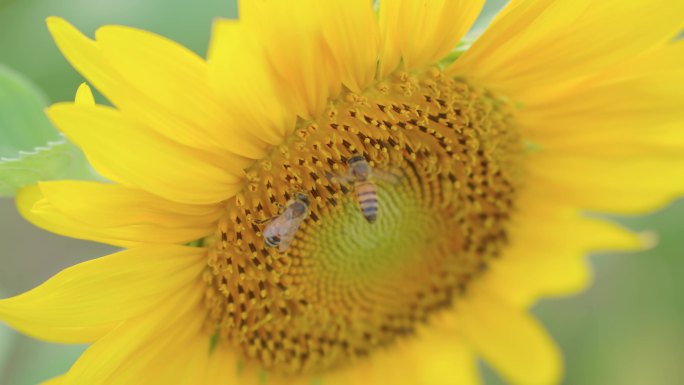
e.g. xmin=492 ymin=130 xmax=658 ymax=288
xmin=318 ymin=0 xmax=380 ymax=92
xmin=0 ymin=245 xmax=206 ymax=344
xmin=46 ymin=17 xmax=253 ymax=162
xmin=16 ymin=182 xmax=219 ymax=247
xmin=480 ymin=196 xmax=646 ymax=307
xmin=46 ymin=103 xmax=244 ymax=205
xmin=240 ymin=0 xmax=342 ymax=118
xmin=17 ymin=185 xmax=140 ymax=248
xmin=61 ymin=284 xmax=215 ymax=385
xmin=514 ymin=41 xmax=684 ymax=215
xmin=324 ymin=318 xmax=481 ymax=385
xmin=206 ymin=345 xmax=242 ymax=385
xmin=37 ymin=181 xmax=221 ymax=228
xmin=449 ymin=0 xmax=684 ymax=99
xmin=94 ymin=25 xmax=269 ymax=159
xmin=525 ymin=152 xmax=684 ymax=214
xmin=208 ymin=19 xmax=296 ymax=143
xmin=520 ymin=42 xmax=684 ymax=147
xmin=458 ymin=292 xmax=562 ymax=385
xmin=379 ymin=0 xmax=485 ymax=76
xmin=74 ymin=83 xmax=94 ymax=106
xmin=403 ymin=323 xmax=481 ymax=385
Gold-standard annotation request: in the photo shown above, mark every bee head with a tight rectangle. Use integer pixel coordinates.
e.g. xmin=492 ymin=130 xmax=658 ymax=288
xmin=348 ymin=155 xmax=371 ymax=180
xmin=347 ymin=154 xmax=365 ymax=166
xmin=294 ymin=192 xmax=310 ymax=206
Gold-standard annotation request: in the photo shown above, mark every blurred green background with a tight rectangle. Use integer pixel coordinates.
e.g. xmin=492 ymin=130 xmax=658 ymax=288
xmin=0 ymin=0 xmax=683 ymax=384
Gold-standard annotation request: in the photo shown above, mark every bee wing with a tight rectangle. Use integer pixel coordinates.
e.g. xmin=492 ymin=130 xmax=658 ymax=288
xmin=372 ymin=168 xmax=401 ymax=184
xmin=326 ymin=170 xmax=353 ymax=186
xmin=263 ymin=212 xmax=289 ymax=239
xmin=277 ymin=215 xmax=305 ymax=252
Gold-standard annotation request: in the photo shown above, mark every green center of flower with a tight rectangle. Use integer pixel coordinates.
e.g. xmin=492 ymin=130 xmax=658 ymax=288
xmin=203 ymin=68 xmax=521 ymax=376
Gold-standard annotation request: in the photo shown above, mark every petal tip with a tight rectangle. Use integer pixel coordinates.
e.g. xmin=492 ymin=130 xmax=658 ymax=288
xmin=45 ymin=16 xmax=72 ymax=36
xmin=75 ymin=83 xmax=95 ymax=106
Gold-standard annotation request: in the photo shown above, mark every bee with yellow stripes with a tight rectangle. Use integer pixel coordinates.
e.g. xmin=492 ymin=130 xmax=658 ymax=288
xmin=327 ymin=154 xmax=399 ymax=223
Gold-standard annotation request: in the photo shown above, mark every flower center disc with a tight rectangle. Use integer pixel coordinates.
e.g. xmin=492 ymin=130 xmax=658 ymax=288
xmin=203 ymin=69 xmax=521 ymax=375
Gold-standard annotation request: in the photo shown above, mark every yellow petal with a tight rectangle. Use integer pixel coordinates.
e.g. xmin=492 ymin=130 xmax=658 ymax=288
xmin=520 ymin=42 xmax=684 ymax=151
xmin=240 ymin=0 xmax=341 ymax=118
xmin=46 ymin=17 xmax=251 ymax=161
xmin=39 ymin=376 xmax=64 ymax=385
xmin=513 ymin=42 xmax=684 ymax=214
xmin=521 ymin=76 xmax=684 ymax=145
xmin=46 ymin=102 xmax=244 ymax=205
xmin=16 ymin=182 xmax=220 ymax=247
xmin=459 ymin=292 xmax=562 ymax=385
xmin=405 ymin=323 xmax=481 ymax=384
xmin=61 ymin=284 xmax=212 ymax=385
xmin=379 ymin=0 xmax=485 ymax=76
xmin=0 ymin=245 xmax=206 ymax=344
xmin=207 ymin=19 xmax=296 ymax=143
xmin=17 ymin=185 xmax=137 ymax=248
xmin=206 ymin=345 xmax=241 ymax=385
xmin=526 ymin=152 xmax=684 ymax=214
xmin=480 ymin=196 xmax=644 ymax=306
xmin=324 ymin=316 xmax=481 ymax=385
xmin=93 ymin=25 xmax=269 ymax=159
xmin=38 ymin=181 xmax=221 ymax=228
xmin=449 ymin=0 xmax=684 ymax=99
xmin=318 ymin=0 xmax=380 ymax=92
xmin=74 ymin=83 xmax=94 ymax=106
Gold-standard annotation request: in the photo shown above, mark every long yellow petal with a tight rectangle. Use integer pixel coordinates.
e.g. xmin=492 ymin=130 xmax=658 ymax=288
xmin=38 ymin=181 xmax=221 ymax=228
xmin=239 ymin=0 xmax=342 ymax=118
xmin=207 ymin=19 xmax=296 ymax=143
xmin=404 ymin=323 xmax=481 ymax=385
xmin=319 ymin=0 xmax=380 ymax=92
xmin=526 ymin=152 xmax=684 ymax=214
xmin=0 ymin=245 xmax=205 ymax=344
xmin=94 ymin=25 xmax=269 ymax=158
xmin=479 ymin=197 xmax=645 ymax=307
xmin=206 ymin=345 xmax=241 ymax=385
xmin=459 ymin=292 xmax=562 ymax=385
xmin=46 ymin=17 xmax=253 ymax=161
xmin=449 ymin=0 xmax=684 ymax=99
xmin=324 ymin=316 xmax=481 ymax=385
xmin=47 ymin=103 xmax=244 ymax=205
xmin=520 ymin=42 xmax=684 ymax=149
xmin=60 ymin=284 xmax=209 ymax=385
xmin=379 ymin=0 xmax=485 ymax=76
xmin=16 ymin=182 xmax=220 ymax=247
xmin=17 ymin=185 xmax=140 ymax=248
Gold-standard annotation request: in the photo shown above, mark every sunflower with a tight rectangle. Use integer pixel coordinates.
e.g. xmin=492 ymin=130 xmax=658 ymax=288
xmin=2 ymin=0 xmax=683 ymax=384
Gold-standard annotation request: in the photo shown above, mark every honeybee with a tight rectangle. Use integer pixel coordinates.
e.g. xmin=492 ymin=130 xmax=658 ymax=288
xmin=327 ymin=154 xmax=399 ymax=223
xmin=261 ymin=192 xmax=310 ymax=252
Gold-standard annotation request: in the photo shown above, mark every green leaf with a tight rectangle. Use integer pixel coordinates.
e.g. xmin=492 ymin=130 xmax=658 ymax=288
xmin=0 ymin=64 xmax=58 ymax=158
xmin=0 ymin=64 xmax=97 ymax=196
xmin=0 ymin=138 xmax=94 ymax=196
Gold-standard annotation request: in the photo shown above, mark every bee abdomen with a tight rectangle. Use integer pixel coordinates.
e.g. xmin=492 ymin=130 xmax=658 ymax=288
xmin=362 ymin=204 xmax=378 ymax=223
xmin=265 ymin=235 xmax=281 ymax=248
xmin=355 ymin=182 xmax=379 ymax=223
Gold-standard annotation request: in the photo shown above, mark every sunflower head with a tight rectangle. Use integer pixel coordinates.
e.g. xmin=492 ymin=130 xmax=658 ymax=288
xmin=1 ymin=0 xmax=683 ymax=384
xmin=200 ymin=68 xmax=522 ymax=375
